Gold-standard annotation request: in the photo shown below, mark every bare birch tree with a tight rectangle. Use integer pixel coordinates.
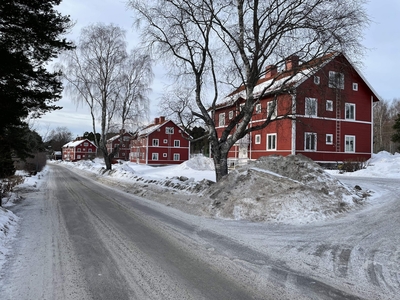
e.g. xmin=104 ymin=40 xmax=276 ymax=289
xmin=373 ymin=99 xmax=390 ymax=152
xmin=129 ymin=0 xmax=368 ymax=181
xmin=62 ymin=23 xmax=153 ymax=170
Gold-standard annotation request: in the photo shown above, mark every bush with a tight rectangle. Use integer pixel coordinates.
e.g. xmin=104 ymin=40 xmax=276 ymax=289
xmin=14 ymin=152 xmax=47 ymax=175
xmin=0 ymin=175 xmax=25 ymax=206
xmin=338 ymin=158 xmax=367 ymax=173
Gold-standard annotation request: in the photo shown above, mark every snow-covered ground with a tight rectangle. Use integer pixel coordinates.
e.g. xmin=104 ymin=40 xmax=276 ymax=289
xmin=0 ymin=168 xmax=48 ymax=270
xmin=1 ymin=151 xmax=399 ymax=272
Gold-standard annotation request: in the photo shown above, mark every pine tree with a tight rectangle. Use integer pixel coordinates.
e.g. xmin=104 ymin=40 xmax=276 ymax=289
xmin=0 ymin=0 xmax=73 ymax=177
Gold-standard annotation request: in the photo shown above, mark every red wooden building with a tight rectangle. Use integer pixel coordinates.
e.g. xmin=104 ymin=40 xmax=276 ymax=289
xmin=214 ymin=52 xmax=381 ymax=165
xmin=62 ymin=138 xmax=97 ymax=161
xmin=106 ymin=129 xmax=133 ymax=161
xmin=130 ymin=116 xmax=191 ymax=165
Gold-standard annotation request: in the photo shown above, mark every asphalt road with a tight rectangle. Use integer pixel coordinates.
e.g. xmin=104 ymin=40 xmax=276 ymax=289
xmin=0 ymin=165 xmax=399 ymax=299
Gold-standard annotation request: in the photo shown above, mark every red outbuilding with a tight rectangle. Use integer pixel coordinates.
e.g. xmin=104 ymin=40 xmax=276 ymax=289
xmin=213 ymin=52 xmax=381 ymax=165
xmin=106 ymin=129 xmax=133 ymax=161
xmin=62 ymin=138 xmax=97 ymax=161
xmin=130 ymin=116 xmax=191 ymax=165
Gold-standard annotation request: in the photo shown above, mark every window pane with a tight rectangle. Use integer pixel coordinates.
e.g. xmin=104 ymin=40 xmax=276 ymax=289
xmin=329 ymin=71 xmax=344 ymax=89
xmin=326 ymin=100 xmax=333 ymax=111
xmin=345 ymin=103 xmax=355 ymax=120
xmin=219 ymin=113 xmax=225 ymax=126
xmin=267 ymin=134 xmax=276 ymax=150
xmin=345 ymin=136 xmax=355 ymax=152
xmin=267 ymin=101 xmax=277 ymax=118
xmin=305 ymin=98 xmax=317 ymax=116
xmin=305 ymin=133 xmax=316 ymax=150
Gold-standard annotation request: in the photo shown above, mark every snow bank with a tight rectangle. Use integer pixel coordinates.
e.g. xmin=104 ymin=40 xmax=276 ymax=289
xmin=177 ymin=155 xmax=215 ymax=171
xmin=0 ymin=168 xmax=48 ymax=269
xmin=327 ymin=151 xmax=400 ymax=178
xmin=353 ymin=151 xmax=400 ymax=178
xmin=0 ymin=207 xmax=19 ymax=264
xmin=205 ymin=155 xmax=363 ymax=224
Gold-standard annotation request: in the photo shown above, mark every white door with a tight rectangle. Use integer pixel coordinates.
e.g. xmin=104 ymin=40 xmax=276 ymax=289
xmin=238 ymin=145 xmax=248 ymax=159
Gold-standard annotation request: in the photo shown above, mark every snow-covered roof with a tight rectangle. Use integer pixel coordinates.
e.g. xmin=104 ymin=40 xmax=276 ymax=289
xmin=136 ymin=119 xmax=190 ymax=138
xmin=215 ymin=52 xmax=381 ymax=109
xmin=62 ymin=139 xmax=97 ymax=148
xmin=107 ymin=132 xmax=133 ymax=143
xmin=138 ymin=120 xmax=169 ymax=137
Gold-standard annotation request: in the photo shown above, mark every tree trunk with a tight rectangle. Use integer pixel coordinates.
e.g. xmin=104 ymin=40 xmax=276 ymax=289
xmin=211 ymin=141 xmax=229 ymax=182
xmin=99 ymin=144 xmax=112 ymax=171
xmin=103 ymin=151 xmax=112 ymax=170
xmin=214 ymin=156 xmax=229 ymax=182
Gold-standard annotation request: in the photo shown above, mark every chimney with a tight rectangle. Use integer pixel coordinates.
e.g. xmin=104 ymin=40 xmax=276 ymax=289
xmin=265 ymin=65 xmax=278 ymax=79
xmin=285 ymin=55 xmax=299 ymax=71
xmin=154 ymin=117 xmax=159 ymax=124
xmin=159 ymin=116 xmax=166 ymax=123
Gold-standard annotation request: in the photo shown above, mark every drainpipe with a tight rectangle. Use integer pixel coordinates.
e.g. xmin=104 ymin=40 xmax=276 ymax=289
xmin=371 ymin=95 xmax=374 ymax=155
xmin=145 ymin=137 xmax=148 ymax=164
xmin=291 ymin=93 xmax=297 ymax=155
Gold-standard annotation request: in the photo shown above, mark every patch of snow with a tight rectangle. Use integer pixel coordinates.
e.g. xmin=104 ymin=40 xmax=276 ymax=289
xmin=204 ymin=155 xmax=362 ymax=224
xmin=326 ymin=151 xmax=400 ymax=178
xmin=0 ymin=168 xmax=48 ymax=270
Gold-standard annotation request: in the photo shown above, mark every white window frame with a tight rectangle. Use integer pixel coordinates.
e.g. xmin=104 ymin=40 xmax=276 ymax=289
xmin=163 ymin=139 xmax=168 ymax=144
xmin=152 ymin=139 xmax=159 ymax=146
xmin=163 ymin=153 xmax=167 ymax=158
xmin=152 ymin=153 xmax=159 ymax=160
xmin=228 ymin=110 xmax=234 ymax=119
xmin=267 ymin=133 xmax=277 ymax=151
xmin=314 ymin=76 xmax=320 ymax=85
xmin=88 ymin=148 xmax=92 ymax=153
xmin=267 ymin=100 xmax=277 ymax=118
xmin=84 ymin=142 xmax=88 ymax=146
xmin=174 ymin=140 xmax=180 ymax=147
xmin=326 ymin=134 xmax=333 ymax=145
xmin=77 ymin=148 xmax=81 ymax=152
xmin=304 ymin=132 xmax=317 ymax=151
xmin=165 ymin=127 xmax=174 ymax=134
xmin=326 ymin=100 xmax=333 ymax=111
xmin=352 ymin=83 xmax=358 ymax=91
xmin=345 ymin=135 xmax=355 ymax=152
xmin=329 ymin=71 xmax=344 ymax=89
xmin=255 ymin=134 xmax=261 ymax=144
xmin=305 ymin=97 xmax=317 ymax=116
xmin=255 ymin=103 xmax=262 ymax=114
xmin=345 ymin=103 xmax=356 ymax=120
xmin=173 ymin=153 xmax=180 ymax=161
xmin=219 ymin=112 xmax=225 ymax=127
xmin=77 ymin=155 xmax=81 ymax=159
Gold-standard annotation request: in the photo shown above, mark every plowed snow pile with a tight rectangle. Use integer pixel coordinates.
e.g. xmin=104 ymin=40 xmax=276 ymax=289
xmin=205 ymin=155 xmax=363 ymax=224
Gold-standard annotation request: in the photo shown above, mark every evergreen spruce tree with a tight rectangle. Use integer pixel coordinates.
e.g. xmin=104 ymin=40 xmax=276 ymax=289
xmin=0 ymin=0 xmax=73 ymax=177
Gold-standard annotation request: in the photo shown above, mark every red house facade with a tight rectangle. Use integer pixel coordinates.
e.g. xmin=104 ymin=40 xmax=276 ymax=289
xmin=62 ymin=138 xmax=97 ymax=161
xmin=214 ymin=53 xmax=381 ymax=164
xmin=106 ymin=129 xmax=132 ymax=161
xmin=130 ymin=116 xmax=191 ymax=165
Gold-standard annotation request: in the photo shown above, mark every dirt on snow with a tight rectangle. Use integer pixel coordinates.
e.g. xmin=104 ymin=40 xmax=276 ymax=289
xmin=111 ymin=154 xmax=365 ymax=224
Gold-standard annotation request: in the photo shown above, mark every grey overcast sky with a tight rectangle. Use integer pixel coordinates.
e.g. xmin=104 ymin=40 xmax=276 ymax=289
xmin=35 ymin=0 xmax=400 ymax=138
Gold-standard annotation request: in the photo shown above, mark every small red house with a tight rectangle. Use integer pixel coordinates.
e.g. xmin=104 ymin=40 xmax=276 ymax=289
xmin=130 ymin=116 xmax=191 ymax=165
xmin=214 ymin=52 xmax=381 ymax=164
xmin=106 ymin=129 xmax=132 ymax=161
xmin=62 ymin=138 xmax=97 ymax=161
